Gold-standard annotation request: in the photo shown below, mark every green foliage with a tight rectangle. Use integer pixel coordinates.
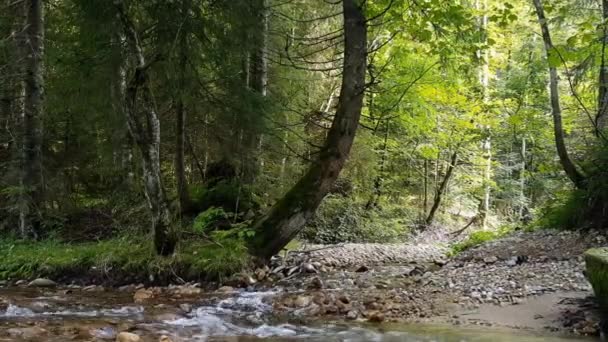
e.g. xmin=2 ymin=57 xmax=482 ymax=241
xmin=193 ymin=207 xmax=230 ymax=233
xmin=190 ymin=180 xmax=256 ymax=214
xmin=0 ymin=235 xmax=251 ymax=283
xmin=301 ymin=196 xmax=411 ymax=244
xmin=450 ymin=227 xmax=511 ymax=255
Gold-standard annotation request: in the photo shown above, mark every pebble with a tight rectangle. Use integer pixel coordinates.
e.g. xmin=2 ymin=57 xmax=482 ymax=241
xmin=116 ymin=332 xmax=141 ymax=342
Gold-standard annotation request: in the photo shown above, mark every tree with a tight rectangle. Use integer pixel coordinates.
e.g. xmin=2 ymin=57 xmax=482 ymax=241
xmin=532 ymin=0 xmax=586 ymax=190
xmin=115 ymin=0 xmax=176 ymax=255
xmin=598 ymin=0 xmax=608 ymax=136
xmin=251 ymin=0 xmax=367 ymax=259
xmin=20 ymin=0 xmax=45 ymax=237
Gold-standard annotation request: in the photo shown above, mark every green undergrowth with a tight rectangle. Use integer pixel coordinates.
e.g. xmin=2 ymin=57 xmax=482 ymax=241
xmin=0 ymin=235 xmax=251 ymax=285
xmin=449 ymin=226 xmax=512 ymax=256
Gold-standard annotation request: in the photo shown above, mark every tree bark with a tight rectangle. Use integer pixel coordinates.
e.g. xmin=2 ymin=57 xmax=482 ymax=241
xmin=251 ymin=0 xmax=367 ymax=259
xmin=251 ymin=0 xmax=268 ymax=96
xmin=175 ymin=0 xmax=192 ymax=214
xmin=115 ymin=0 xmax=176 ymax=255
xmin=425 ymin=151 xmax=458 ymax=226
xmin=597 ymin=0 xmax=608 ymax=135
xmin=20 ymin=0 xmax=45 ymax=238
xmin=532 ymin=0 xmax=586 ymax=189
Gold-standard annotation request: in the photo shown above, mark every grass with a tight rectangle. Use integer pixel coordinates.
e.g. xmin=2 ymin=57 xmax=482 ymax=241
xmin=449 ymin=227 xmax=512 ymax=256
xmin=0 ymin=235 xmax=252 ymax=285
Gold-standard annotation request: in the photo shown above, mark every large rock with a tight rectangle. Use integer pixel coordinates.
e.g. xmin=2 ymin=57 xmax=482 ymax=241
xmin=28 ymin=278 xmax=57 ymax=287
xmin=116 ymin=332 xmax=141 ymax=342
xmin=584 ymin=248 xmax=608 ymax=310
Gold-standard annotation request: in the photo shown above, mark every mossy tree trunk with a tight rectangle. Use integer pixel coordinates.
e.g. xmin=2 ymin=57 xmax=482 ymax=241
xmin=115 ymin=0 xmax=176 ymax=255
xmin=251 ymin=0 xmax=367 ymax=259
xmin=425 ymin=151 xmax=458 ymax=226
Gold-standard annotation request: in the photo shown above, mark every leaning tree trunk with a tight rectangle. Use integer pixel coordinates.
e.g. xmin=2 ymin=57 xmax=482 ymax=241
xmin=425 ymin=151 xmax=458 ymax=226
xmin=251 ymin=0 xmax=367 ymax=259
xmin=532 ymin=0 xmax=586 ymax=189
xmin=597 ymin=0 xmax=608 ymax=136
xmin=115 ymin=0 xmax=176 ymax=255
xmin=20 ymin=0 xmax=45 ymax=238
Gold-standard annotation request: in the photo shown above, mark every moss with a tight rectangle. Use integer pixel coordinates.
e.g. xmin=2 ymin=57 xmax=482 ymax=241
xmin=584 ymin=248 xmax=608 ymax=311
xmin=0 ymin=235 xmax=252 ymax=285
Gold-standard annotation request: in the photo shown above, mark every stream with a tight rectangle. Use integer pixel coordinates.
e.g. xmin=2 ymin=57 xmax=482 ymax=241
xmin=0 ymin=286 xmax=595 ymax=341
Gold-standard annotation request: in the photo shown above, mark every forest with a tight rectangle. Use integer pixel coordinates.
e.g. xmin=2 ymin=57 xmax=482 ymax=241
xmin=2 ymin=0 xmax=607 ymax=259
xmin=1 ymin=0 xmax=608 ymax=340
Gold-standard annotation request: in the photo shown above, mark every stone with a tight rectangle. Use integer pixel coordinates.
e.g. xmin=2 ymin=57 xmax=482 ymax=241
xmin=301 ymin=263 xmax=317 ymax=273
xmin=174 ymin=286 xmax=201 ymax=296
xmin=309 ymin=277 xmax=324 ymax=289
xmin=28 ymin=278 xmax=57 ymax=287
xmin=217 ymin=286 xmax=235 ymax=293
xmin=346 ymin=310 xmax=358 ymax=320
xmin=483 ymin=256 xmax=498 ymax=264
xmin=179 ymin=303 xmax=192 ymax=313
xmin=7 ymin=327 xmax=47 ymax=339
xmin=355 ymin=265 xmax=369 ymax=273
xmin=133 ymin=289 xmax=154 ymax=303
xmin=294 ymin=295 xmax=311 ymax=308
xmin=368 ymin=311 xmax=385 ymax=323
xmin=116 ymin=332 xmax=142 ymax=342
xmin=255 ymin=268 xmax=266 ymax=281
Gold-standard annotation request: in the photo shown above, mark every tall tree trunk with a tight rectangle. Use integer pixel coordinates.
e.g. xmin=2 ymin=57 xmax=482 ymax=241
xmin=532 ymin=0 xmax=586 ymax=189
xmin=425 ymin=151 xmax=458 ymax=226
xmin=251 ymin=0 xmax=367 ymax=259
xmin=115 ymin=0 xmax=176 ymax=255
xmin=175 ymin=0 xmax=192 ymax=214
xmin=251 ymin=0 xmax=268 ymax=96
xmin=20 ymin=0 xmax=45 ymax=238
xmin=597 ymin=0 xmax=608 ymax=136
xmin=476 ymin=0 xmax=492 ymax=230
xmin=519 ymin=136 xmax=527 ymax=220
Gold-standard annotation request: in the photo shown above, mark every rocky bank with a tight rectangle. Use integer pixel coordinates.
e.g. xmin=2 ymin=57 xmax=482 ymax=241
xmin=267 ymin=229 xmax=606 ymax=337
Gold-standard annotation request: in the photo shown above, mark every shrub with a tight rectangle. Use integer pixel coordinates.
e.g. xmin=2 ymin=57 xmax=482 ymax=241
xmin=301 ymin=196 xmax=410 ymax=244
xmin=193 ymin=207 xmax=231 ymax=233
xmin=450 ymin=227 xmax=511 ymax=255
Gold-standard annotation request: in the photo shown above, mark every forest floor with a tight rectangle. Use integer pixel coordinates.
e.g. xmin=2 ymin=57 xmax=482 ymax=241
xmin=270 ymin=229 xmax=605 ymax=337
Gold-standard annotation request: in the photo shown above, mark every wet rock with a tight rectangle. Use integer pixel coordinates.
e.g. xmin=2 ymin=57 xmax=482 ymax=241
xmin=28 ymin=278 xmax=57 ymax=287
xmin=133 ymin=288 xmax=154 ymax=303
xmin=173 ymin=285 xmax=201 ymax=296
xmin=116 ymin=332 xmax=142 ymax=342
xmin=90 ymin=327 xmax=117 ymax=340
xmin=7 ymin=327 xmax=48 ymax=339
xmin=118 ymin=284 xmax=136 ymax=292
xmin=15 ymin=280 xmax=27 ymax=286
xmin=159 ymin=336 xmax=173 ymax=342
xmin=179 ymin=303 xmax=192 ymax=313
xmin=217 ymin=286 xmax=235 ymax=293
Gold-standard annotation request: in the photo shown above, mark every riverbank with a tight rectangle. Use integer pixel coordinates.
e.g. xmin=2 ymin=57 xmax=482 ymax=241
xmin=270 ymin=229 xmax=605 ymax=337
xmin=0 ymin=228 xmax=603 ymax=339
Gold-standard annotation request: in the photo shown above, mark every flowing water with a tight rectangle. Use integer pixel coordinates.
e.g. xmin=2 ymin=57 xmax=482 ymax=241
xmin=0 ymin=287 xmax=594 ymax=341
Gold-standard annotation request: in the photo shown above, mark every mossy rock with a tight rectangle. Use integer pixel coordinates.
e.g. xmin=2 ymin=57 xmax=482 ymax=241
xmin=584 ymin=248 xmax=608 ymax=311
